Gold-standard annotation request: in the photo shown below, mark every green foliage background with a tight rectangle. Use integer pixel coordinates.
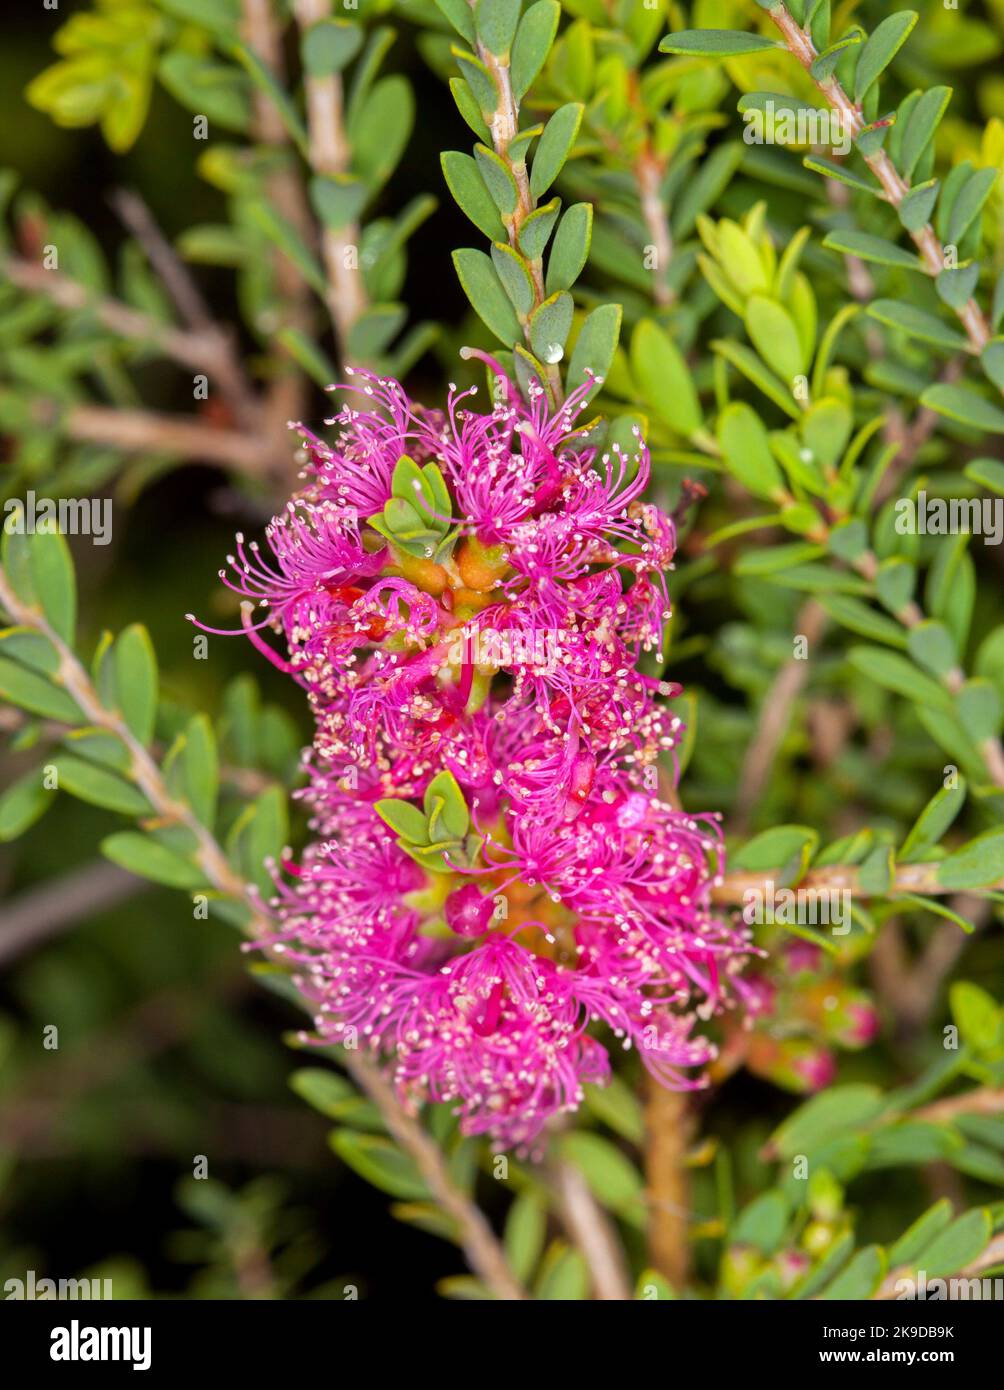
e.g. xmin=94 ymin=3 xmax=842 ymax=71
xmin=1 ymin=0 xmax=1004 ymax=1300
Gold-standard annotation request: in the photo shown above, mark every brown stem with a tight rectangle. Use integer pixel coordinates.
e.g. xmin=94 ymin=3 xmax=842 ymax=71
xmin=474 ymin=40 xmax=564 ymax=404
xmin=0 ymin=861 xmax=143 ymax=967
xmin=732 ymin=599 xmax=827 ymax=836
xmin=768 ymin=2 xmax=992 ymax=361
xmin=344 ymin=1051 xmax=527 ymax=1299
xmin=711 ymin=861 xmax=1004 ymax=903
xmin=636 ymin=152 xmax=674 ymax=307
xmin=57 ymin=401 xmax=272 ymax=473
xmin=644 ymin=1081 xmax=694 ymax=1289
xmin=293 ymin=0 xmax=368 ymax=356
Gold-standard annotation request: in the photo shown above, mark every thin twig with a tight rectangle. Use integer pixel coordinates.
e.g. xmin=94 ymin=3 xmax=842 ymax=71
xmin=732 ymin=599 xmax=828 ymax=837
xmin=343 ymin=1051 xmax=527 ymax=1299
xmin=712 ymin=861 xmax=1004 ymax=902
xmin=636 ymin=152 xmax=674 ymax=307
xmin=56 ymin=401 xmax=272 ymax=473
xmin=768 ymin=1 xmax=992 ymax=361
xmin=108 ymin=188 xmax=260 ymax=431
xmin=294 ymin=0 xmax=368 ymax=358
xmin=644 ymin=1081 xmax=694 ymax=1289
xmin=551 ymin=1158 xmax=632 ymax=1300
xmin=0 ymin=861 xmax=143 ymax=966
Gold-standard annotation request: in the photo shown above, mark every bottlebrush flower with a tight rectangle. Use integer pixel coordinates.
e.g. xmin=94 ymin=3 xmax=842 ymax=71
xmin=198 ymin=364 xmax=753 ymax=1149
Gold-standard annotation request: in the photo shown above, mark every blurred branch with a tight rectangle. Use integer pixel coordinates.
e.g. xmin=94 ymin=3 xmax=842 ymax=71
xmin=0 ymin=861 xmax=143 ymax=966
xmin=712 ymin=862 xmax=1004 ymax=902
xmin=551 ymin=1158 xmax=632 ymax=1300
xmin=57 ymin=401 xmax=272 ymax=473
xmin=732 ymin=599 xmax=827 ymax=837
xmin=293 ymin=0 xmax=368 ymax=355
xmin=644 ymin=1081 xmax=694 ymax=1290
xmin=108 ymin=187 xmax=261 ymax=431
xmin=343 ymin=1051 xmax=527 ymax=1300
xmin=241 ymin=0 xmax=319 ymax=434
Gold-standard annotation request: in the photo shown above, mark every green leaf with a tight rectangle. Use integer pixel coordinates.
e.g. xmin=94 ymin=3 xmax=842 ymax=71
xmin=956 ymin=679 xmax=1001 ymax=742
xmin=900 ymin=779 xmax=967 ymax=860
xmin=113 ymin=624 xmax=157 ymax=745
xmin=436 ymin=0 xmax=476 ymax=44
xmin=897 ymin=180 xmax=939 ymax=233
xmin=581 ymin=1076 xmax=645 ymax=1144
xmin=534 ymin=1243 xmax=589 ymax=1299
xmin=474 ymin=144 xmax=519 ymax=217
xmin=907 ymin=619 xmax=957 ymax=677
xmin=716 ymin=402 xmax=784 ymax=500
xmin=631 ymin=319 xmax=702 ymax=437
xmin=545 ymin=203 xmax=591 ymax=295
xmin=511 ymin=0 xmax=560 ymax=102
xmin=375 ymin=797 xmax=429 ymax=844
xmin=529 ymin=103 xmax=583 ymax=200
xmin=229 ymin=39 xmax=308 ymax=157
xmin=947 ymin=168 xmax=997 ymax=247
xmin=965 ymin=457 xmax=1004 ymax=496
xmin=474 ymin=0 xmax=521 ymax=58
xmin=802 ymin=156 xmax=879 ymax=198
xmin=423 ymin=769 xmax=470 ymax=840
xmin=822 ymin=229 xmax=920 ymax=270
xmin=730 ymin=1191 xmax=789 ymax=1255
xmin=911 ymin=1209 xmax=991 ymax=1278
xmin=329 ymin=1131 xmax=430 ymax=1200
xmin=0 ymin=767 xmax=54 ymax=841
xmin=441 ymin=151 xmax=506 ymax=240
xmin=310 ymin=174 xmax=367 ymax=232
xmin=920 ymin=385 xmax=1004 ymax=434
xmin=847 ymin=645 xmax=953 ymax=714
xmin=28 ymin=529 xmax=76 ymax=644
xmin=565 ymin=303 xmax=621 ymax=397
xmin=937 ymin=829 xmax=1004 ymax=890
xmin=820 ymin=1246 xmax=886 ymax=1299
xmin=889 ymin=1200 xmax=953 ymax=1268
xmin=182 ymin=713 xmax=218 ymax=826
xmin=244 ymin=785 xmax=288 ymax=897
xmin=289 ymin=1068 xmax=357 ymax=1118
xmin=0 ymin=655 xmax=80 ymax=722
xmin=771 ymin=1084 xmax=884 ymax=1159
xmin=711 ymin=339 xmax=801 ymax=419
xmin=556 ymin=1132 xmax=645 ymax=1220
xmin=659 ymin=30 xmax=781 ymax=58
xmin=901 ymin=86 xmax=951 ymax=180
xmin=504 ymin=1191 xmax=546 ymax=1283
xmin=732 ymin=824 xmax=818 ymax=879
xmin=101 ymin=831 xmax=205 ymax=889
xmin=528 ymin=291 xmax=573 ymax=364
xmin=54 ymin=754 xmax=151 ymax=816
xmin=854 ymin=11 xmax=918 ymax=104
xmin=745 ymin=296 xmax=804 ymax=383
xmin=867 ymin=299 xmax=968 ymax=352
xmin=492 ymin=242 xmax=535 ymax=316
xmin=449 ymin=77 xmax=490 ymax=142
xmin=949 ymin=982 xmax=1001 ymax=1053
xmin=518 ymin=197 xmax=561 ymax=261
xmin=817 ymin=594 xmax=907 ymax=648
xmin=452 ymin=248 xmax=522 ymax=345
xmin=302 ymin=19 xmax=363 ymax=76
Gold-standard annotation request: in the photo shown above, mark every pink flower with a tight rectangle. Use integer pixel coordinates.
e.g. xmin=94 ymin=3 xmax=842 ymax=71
xmin=206 ymin=367 xmax=753 ymax=1148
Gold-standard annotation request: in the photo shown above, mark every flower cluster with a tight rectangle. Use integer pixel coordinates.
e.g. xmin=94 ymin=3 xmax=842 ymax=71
xmin=200 ymin=363 xmax=753 ymax=1148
